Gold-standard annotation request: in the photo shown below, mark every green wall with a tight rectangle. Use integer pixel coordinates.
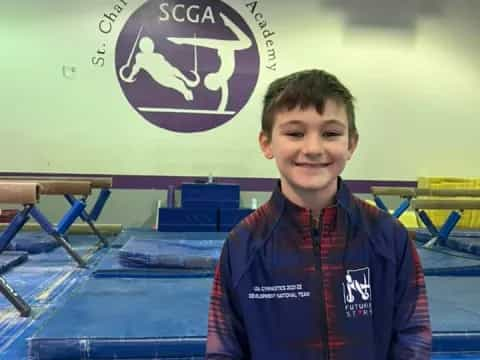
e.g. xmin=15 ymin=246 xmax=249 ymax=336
xmin=1 ymin=0 xmax=479 ymax=182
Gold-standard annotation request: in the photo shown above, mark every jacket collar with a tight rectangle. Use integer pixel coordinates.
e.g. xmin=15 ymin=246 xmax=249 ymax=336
xmin=268 ymin=177 xmax=360 ymax=228
xmin=260 ymin=178 xmax=394 ymax=267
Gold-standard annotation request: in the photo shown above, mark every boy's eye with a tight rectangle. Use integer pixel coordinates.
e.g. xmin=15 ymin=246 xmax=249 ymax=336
xmin=286 ymin=131 xmax=304 ymax=138
xmin=323 ymin=131 xmax=342 ymax=138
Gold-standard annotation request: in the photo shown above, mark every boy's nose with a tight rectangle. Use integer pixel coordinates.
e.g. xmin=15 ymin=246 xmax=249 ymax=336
xmin=302 ymin=136 xmax=324 ymax=156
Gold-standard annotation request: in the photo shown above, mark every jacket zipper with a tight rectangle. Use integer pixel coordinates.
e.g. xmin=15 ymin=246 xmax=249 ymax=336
xmin=310 ymin=210 xmax=329 ymax=360
xmin=311 ymin=211 xmax=321 ymax=262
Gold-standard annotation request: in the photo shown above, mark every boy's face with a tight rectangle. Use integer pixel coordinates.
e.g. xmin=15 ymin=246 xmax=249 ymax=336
xmin=259 ymin=100 xmax=357 ymax=203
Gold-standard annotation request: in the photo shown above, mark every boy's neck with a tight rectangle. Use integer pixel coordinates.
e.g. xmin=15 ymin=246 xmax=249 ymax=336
xmin=280 ymin=180 xmax=338 ymax=215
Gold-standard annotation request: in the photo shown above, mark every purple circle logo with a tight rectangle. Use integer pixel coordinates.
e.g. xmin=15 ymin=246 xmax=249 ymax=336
xmin=115 ymin=0 xmax=260 ymax=133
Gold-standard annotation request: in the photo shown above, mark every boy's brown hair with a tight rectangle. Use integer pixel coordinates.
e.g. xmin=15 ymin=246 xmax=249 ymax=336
xmin=261 ymin=69 xmax=357 ymax=142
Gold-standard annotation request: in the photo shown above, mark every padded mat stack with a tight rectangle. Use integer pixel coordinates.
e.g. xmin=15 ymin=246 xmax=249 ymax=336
xmin=93 ymin=231 xmax=226 ymax=278
xmin=27 ymin=276 xmax=480 ymax=359
xmin=158 ymin=183 xmax=253 ymax=232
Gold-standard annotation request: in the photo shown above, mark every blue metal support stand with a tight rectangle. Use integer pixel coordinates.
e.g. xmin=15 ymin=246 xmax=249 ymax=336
xmin=373 ymin=195 xmax=412 ymax=219
xmin=373 ymin=195 xmax=388 ymax=212
xmin=30 ymin=202 xmax=87 ymax=267
xmin=0 ymin=205 xmax=33 ymax=251
xmin=64 ymin=193 xmax=109 ymax=247
xmin=0 ymin=276 xmax=30 ymax=317
xmin=89 ymin=189 xmax=111 ymax=221
xmin=417 ymin=210 xmax=439 ymax=237
xmin=0 ymin=205 xmax=33 ymax=316
xmin=420 ymin=209 xmax=463 ymax=248
xmin=392 ymin=198 xmax=411 ymax=218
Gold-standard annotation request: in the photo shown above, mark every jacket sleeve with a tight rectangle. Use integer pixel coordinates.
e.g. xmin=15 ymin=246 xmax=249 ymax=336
xmin=206 ymin=238 xmax=249 ymax=359
xmin=390 ymin=227 xmax=432 ymax=359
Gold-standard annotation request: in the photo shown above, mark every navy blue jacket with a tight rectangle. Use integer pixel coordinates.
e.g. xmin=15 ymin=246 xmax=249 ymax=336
xmin=207 ymin=180 xmax=431 ymax=359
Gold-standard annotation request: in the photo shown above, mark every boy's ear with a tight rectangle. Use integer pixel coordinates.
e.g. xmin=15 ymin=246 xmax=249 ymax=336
xmin=347 ymin=133 xmax=359 ymax=160
xmin=259 ymin=131 xmax=274 ymax=159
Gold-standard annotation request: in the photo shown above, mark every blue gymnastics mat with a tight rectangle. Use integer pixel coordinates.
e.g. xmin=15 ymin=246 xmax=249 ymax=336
xmin=119 ymin=237 xmax=222 ymax=269
xmin=416 ymin=228 xmax=480 ymax=239
xmin=1 ymin=234 xmax=105 ymax=313
xmin=427 ymin=277 xmax=480 ymax=352
xmin=0 ymin=261 xmax=82 ymax=355
xmin=111 ymin=229 xmax=227 ymax=248
xmin=23 ymin=235 xmax=104 ymax=267
xmin=29 ymin=277 xmax=211 ymax=359
xmin=415 ymin=229 xmax=480 ymax=256
xmin=103 ymin=233 xmax=480 ymax=277
xmin=5 ymin=232 xmax=58 ymax=253
xmin=0 ymin=251 xmax=28 ymax=274
xmin=417 ymin=246 xmax=480 ymax=276
xmin=28 ymin=276 xmax=480 ymax=359
xmin=93 ymin=249 xmax=214 ymax=278
xmin=0 ymin=235 xmax=106 ymax=357
xmin=94 ymin=231 xmax=226 ymax=277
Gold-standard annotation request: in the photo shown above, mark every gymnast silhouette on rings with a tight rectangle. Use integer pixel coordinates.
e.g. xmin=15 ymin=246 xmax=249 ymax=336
xmin=119 ymin=34 xmax=200 ymax=101
xmin=167 ymin=12 xmax=252 ymax=112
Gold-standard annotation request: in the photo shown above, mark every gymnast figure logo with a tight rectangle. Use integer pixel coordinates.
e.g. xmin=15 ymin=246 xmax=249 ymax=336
xmin=118 ymin=12 xmax=252 ymax=114
xmin=119 ymin=32 xmax=200 ymax=101
xmin=115 ymin=0 xmax=260 ymax=132
xmin=343 ymin=267 xmax=371 ymax=304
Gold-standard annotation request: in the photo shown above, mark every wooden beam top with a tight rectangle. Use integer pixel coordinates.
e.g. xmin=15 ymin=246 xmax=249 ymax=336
xmin=0 ymin=181 xmax=39 ymax=204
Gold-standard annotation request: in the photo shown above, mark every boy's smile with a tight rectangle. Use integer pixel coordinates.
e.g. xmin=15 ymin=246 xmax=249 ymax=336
xmin=260 ymin=100 xmax=358 ymax=210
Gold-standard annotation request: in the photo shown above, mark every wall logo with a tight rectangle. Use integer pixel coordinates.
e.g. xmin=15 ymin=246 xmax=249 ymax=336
xmin=115 ymin=0 xmax=260 ymax=132
xmin=342 ymin=267 xmax=373 ymax=319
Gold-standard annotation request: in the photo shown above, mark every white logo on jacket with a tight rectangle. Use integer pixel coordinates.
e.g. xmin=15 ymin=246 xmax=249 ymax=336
xmin=342 ymin=267 xmax=373 ymax=318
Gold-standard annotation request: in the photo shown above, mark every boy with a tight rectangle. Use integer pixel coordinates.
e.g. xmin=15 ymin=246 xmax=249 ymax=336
xmin=206 ymin=69 xmax=431 ymax=359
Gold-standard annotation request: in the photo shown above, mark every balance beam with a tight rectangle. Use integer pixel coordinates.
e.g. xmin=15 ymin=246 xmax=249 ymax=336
xmin=412 ymin=199 xmax=480 ymax=210
xmin=0 ymin=180 xmax=94 ymax=267
xmin=0 ymin=177 xmax=112 ymax=246
xmin=0 ymin=179 xmax=92 ymax=197
xmin=372 ymin=186 xmax=480 ymax=248
xmin=21 ymin=180 xmax=109 ymax=246
xmin=371 ymin=186 xmax=480 ymax=218
xmin=370 ymin=186 xmax=416 ymax=197
xmin=0 ymin=180 xmax=110 ymax=316
xmin=36 ymin=180 xmax=91 ymax=196
xmin=0 ymin=182 xmax=39 ymax=204
xmin=0 ymin=176 xmax=112 ymax=189
xmin=371 ymin=186 xmax=480 ymax=198
xmin=411 ymin=198 xmax=480 ymax=249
